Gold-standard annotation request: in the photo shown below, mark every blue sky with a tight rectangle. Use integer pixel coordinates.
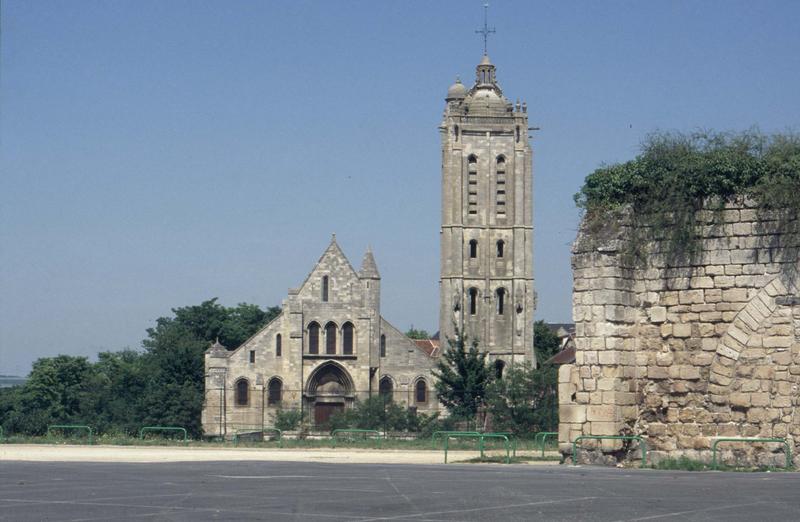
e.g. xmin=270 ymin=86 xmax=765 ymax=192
xmin=2 ymin=1 xmax=798 ymax=375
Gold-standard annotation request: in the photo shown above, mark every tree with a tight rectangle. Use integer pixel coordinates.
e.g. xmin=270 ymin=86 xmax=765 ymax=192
xmin=11 ymin=355 xmax=98 ymax=434
xmin=432 ymin=328 xmax=492 ymax=419
xmin=484 ymin=321 xmax=562 ymax=434
xmin=533 ymin=320 xmax=562 ymax=364
xmin=139 ymin=299 xmax=281 ymax=436
xmin=405 ymin=326 xmax=431 ymax=340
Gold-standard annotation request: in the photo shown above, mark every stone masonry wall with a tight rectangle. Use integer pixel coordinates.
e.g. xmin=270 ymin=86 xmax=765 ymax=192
xmin=560 ymin=202 xmax=800 ymax=467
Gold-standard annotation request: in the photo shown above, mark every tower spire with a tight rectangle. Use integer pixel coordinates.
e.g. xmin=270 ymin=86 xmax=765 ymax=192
xmin=475 ymin=3 xmax=495 ymax=55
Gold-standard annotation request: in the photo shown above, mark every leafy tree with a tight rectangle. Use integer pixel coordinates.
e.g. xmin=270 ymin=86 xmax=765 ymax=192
xmin=10 ymin=355 xmax=97 ymax=434
xmin=91 ymin=350 xmax=147 ymax=434
xmin=1 ymin=299 xmax=280 ymax=438
xmin=139 ymin=299 xmax=280 ymax=437
xmin=432 ymin=328 xmax=492 ymax=419
xmin=533 ymin=320 xmax=562 ymax=364
xmin=405 ymin=326 xmax=431 ymax=340
xmin=484 ymin=321 xmax=561 ymax=434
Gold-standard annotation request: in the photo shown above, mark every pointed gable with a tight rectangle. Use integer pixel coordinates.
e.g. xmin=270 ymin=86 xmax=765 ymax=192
xmin=295 ymin=234 xmax=362 ymax=303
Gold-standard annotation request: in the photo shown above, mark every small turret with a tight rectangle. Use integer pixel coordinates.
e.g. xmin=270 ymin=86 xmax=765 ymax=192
xmin=359 ymin=247 xmax=381 ymax=280
xmin=446 ymin=77 xmax=467 ymax=102
xmin=206 ymin=338 xmax=229 ymax=358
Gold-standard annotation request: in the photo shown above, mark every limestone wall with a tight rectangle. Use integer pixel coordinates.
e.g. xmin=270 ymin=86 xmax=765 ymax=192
xmin=560 ymin=202 xmax=800 ymax=466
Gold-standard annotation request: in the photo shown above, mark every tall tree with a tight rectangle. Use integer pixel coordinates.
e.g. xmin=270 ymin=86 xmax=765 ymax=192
xmin=484 ymin=321 xmax=562 ymax=434
xmin=12 ymin=355 xmax=97 ymax=434
xmin=432 ymin=328 xmax=492 ymax=419
xmin=139 ymin=299 xmax=280 ymax=436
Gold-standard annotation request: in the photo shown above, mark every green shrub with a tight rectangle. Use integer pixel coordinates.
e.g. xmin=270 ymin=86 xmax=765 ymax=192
xmin=273 ymin=409 xmax=305 ymax=431
xmin=575 ymin=130 xmax=800 ymax=265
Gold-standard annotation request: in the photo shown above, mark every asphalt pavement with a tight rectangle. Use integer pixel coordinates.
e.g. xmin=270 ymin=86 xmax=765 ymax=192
xmin=1 ymin=460 xmax=798 ymax=521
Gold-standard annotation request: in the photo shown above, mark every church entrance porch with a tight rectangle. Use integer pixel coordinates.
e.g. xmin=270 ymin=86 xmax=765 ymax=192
xmin=305 ymin=361 xmax=355 ymax=429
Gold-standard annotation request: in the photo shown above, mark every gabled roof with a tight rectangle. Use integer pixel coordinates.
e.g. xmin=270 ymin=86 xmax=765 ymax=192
xmin=380 ymin=317 xmax=440 ymax=359
xmin=413 ymin=339 xmax=440 ymax=357
xmin=294 ymin=234 xmax=361 ymax=292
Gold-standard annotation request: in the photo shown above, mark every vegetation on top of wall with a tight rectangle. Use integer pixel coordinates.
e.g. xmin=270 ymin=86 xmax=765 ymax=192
xmin=574 ymin=130 xmax=800 ymax=264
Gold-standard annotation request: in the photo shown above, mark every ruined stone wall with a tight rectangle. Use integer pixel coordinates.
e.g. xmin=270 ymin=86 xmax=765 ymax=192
xmin=560 ymin=202 xmax=800 ymax=466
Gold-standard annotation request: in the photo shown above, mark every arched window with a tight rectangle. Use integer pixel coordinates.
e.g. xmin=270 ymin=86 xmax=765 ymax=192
xmin=267 ymin=378 xmax=282 ymax=405
xmin=496 ymin=156 xmax=506 ymax=216
xmin=342 ymin=322 xmax=354 ymax=355
xmin=276 ymin=334 xmax=282 ymax=357
xmin=496 ymin=287 xmax=506 ymax=315
xmin=325 ymin=322 xmax=337 ymax=354
xmin=494 ymin=360 xmax=506 ymax=379
xmin=235 ymin=378 xmax=249 ymax=406
xmin=469 ymin=288 xmax=478 ymax=315
xmin=322 ymin=276 xmax=329 ymax=302
xmin=467 ymin=155 xmax=478 ymax=215
xmin=380 ymin=334 xmax=386 ymax=357
xmin=379 ymin=376 xmax=393 ymax=399
xmin=415 ymin=379 xmax=427 ymax=403
xmin=308 ymin=322 xmax=320 ymax=354
xmin=496 ymin=240 xmax=504 ymax=258
xmin=469 ymin=239 xmax=478 ymax=259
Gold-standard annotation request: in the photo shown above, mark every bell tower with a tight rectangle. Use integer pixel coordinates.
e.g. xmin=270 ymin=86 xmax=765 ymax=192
xmin=438 ymin=51 xmax=536 ymax=366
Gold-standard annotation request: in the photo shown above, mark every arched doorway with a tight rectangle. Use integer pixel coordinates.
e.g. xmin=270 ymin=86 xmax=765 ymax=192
xmin=305 ymin=362 xmax=355 ymax=427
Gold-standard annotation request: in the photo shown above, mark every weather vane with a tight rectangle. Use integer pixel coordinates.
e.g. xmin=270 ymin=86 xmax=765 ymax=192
xmin=475 ymin=3 xmax=495 ymax=55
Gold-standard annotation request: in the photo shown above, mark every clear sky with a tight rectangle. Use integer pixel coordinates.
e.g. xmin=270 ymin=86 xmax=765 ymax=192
xmin=2 ymin=1 xmax=798 ymax=376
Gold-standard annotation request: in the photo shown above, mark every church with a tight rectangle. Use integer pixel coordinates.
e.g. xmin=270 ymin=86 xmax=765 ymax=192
xmin=202 ymin=51 xmax=535 ymax=436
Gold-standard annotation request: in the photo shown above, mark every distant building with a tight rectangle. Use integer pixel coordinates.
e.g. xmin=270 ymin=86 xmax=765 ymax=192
xmin=0 ymin=375 xmax=27 ymax=388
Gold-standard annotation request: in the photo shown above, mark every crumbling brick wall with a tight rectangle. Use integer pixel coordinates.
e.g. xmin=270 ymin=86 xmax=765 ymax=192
xmin=560 ymin=202 xmax=800 ymax=466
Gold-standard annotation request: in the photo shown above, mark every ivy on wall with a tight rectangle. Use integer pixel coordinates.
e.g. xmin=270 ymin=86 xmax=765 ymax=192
xmin=574 ymin=130 xmax=800 ymax=265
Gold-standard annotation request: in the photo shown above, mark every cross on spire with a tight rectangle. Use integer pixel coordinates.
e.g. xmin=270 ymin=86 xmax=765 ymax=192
xmin=475 ymin=3 xmax=495 ymax=55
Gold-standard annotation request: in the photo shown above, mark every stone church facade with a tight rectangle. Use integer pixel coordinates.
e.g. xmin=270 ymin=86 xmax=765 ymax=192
xmin=202 ymin=54 xmax=535 ymax=436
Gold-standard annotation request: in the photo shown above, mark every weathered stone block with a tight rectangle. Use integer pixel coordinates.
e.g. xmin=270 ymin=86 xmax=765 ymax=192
xmin=673 ymin=324 xmax=691 ymax=338
xmin=648 ymin=367 xmax=669 ymax=379
xmin=587 ymin=405 xmax=616 ymax=422
xmin=560 ymin=405 xmax=587 ymax=424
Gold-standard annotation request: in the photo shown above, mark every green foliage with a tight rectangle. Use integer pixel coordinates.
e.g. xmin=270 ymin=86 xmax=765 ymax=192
xmin=0 ymin=299 xmax=280 ymax=439
xmin=483 ymin=322 xmax=560 ymax=434
xmin=405 ymin=327 xmax=431 ymax=340
xmin=653 ymin=456 xmax=709 ymax=471
xmin=484 ymin=363 xmax=558 ymax=435
xmin=273 ymin=409 xmax=306 ymax=431
xmin=432 ymin=329 xmax=492 ymax=418
xmin=574 ymin=130 xmax=800 ymax=264
xmin=325 ymin=396 xmax=415 ymax=432
xmin=533 ymin=321 xmax=561 ymax=363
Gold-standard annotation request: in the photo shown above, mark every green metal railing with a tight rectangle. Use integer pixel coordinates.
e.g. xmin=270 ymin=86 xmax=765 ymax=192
xmin=572 ymin=435 xmax=647 ymax=467
xmin=484 ymin=432 xmax=517 ymax=457
xmin=46 ymin=425 xmax=94 ymax=445
xmin=711 ymin=438 xmax=792 ymax=470
xmin=138 ymin=426 xmax=188 ymax=445
xmin=534 ymin=432 xmax=558 ymax=458
xmin=443 ymin=433 xmax=510 ymax=464
xmin=233 ymin=428 xmax=283 ymax=447
xmin=431 ymin=431 xmax=481 ymax=449
xmin=331 ymin=429 xmax=382 ymax=448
